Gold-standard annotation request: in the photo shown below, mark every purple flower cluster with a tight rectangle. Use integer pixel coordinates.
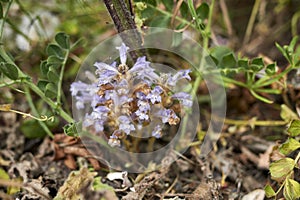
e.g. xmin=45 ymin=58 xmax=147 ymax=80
xmin=71 ymin=43 xmax=193 ymax=147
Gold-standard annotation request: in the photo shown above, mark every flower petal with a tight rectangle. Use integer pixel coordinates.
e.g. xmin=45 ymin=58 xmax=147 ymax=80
xmin=167 ymin=69 xmax=191 ymax=87
xmin=116 ymin=43 xmax=129 ymax=65
xmin=172 ymin=92 xmax=193 ymax=107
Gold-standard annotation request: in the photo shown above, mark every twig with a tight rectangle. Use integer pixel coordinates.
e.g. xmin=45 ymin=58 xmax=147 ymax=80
xmin=219 ymin=0 xmax=233 ymax=36
xmin=161 ymin=175 xmax=179 ymax=199
xmin=243 ymin=0 xmax=262 ymax=45
xmin=171 ymin=0 xmax=184 ymax=28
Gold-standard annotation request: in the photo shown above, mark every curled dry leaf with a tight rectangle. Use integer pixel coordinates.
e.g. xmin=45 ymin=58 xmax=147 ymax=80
xmin=52 ymin=133 xmax=102 ymax=170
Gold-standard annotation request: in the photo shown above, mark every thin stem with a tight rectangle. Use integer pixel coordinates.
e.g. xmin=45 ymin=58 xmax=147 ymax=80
xmin=181 ymin=0 xmax=215 ymax=140
xmin=0 ymin=79 xmax=22 ymax=88
xmin=243 ymin=0 xmax=261 ymax=44
xmin=25 ymin=81 xmax=74 ymax=123
xmin=205 ymin=0 xmax=215 ymax=48
xmin=295 ymin=151 xmax=300 ymax=165
xmin=146 ymin=3 xmax=195 ymax=29
xmin=0 ymin=0 xmax=13 ymax=43
xmin=222 ymin=76 xmax=249 ymax=88
xmin=24 ymin=86 xmax=54 ymax=138
xmin=56 ymin=49 xmax=70 ymax=106
xmin=224 ymin=118 xmax=287 ymax=126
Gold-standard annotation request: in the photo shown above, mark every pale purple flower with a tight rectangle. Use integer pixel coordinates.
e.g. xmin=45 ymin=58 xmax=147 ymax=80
xmin=91 ymin=95 xmax=106 ymax=108
xmin=147 ymin=86 xmax=163 ymax=104
xmin=135 ymin=92 xmax=151 ymax=121
xmin=172 ymin=92 xmax=193 ymax=107
xmin=136 ymin=91 xmax=147 ymax=100
xmin=157 ymin=108 xmax=179 ymax=125
xmin=116 ymin=43 xmax=129 ymax=65
xmin=119 ymin=95 xmax=133 ymax=105
xmin=95 ymin=62 xmax=118 ymax=73
xmin=74 ymin=96 xmax=91 ymax=109
xmin=128 ymin=56 xmax=160 ymax=84
xmin=116 ymin=79 xmax=129 ymax=95
xmin=108 ymin=133 xmax=121 ymax=147
xmin=98 ymin=70 xmax=118 ymax=85
xmin=83 ymin=114 xmax=105 ymax=132
xmin=82 ymin=113 xmax=95 ymax=127
xmin=104 ymin=90 xmax=115 ymax=100
xmin=70 ymin=81 xmax=93 ymax=96
xmin=71 ymin=81 xmax=98 ymax=109
xmin=118 ymin=115 xmax=135 ymax=135
xmin=152 ymin=125 xmax=162 ymax=138
xmin=94 ymin=62 xmax=119 ymax=85
xmin=94 ymin=121 xmax=105 ymax=132
xmin=70 ymin=42 xmax=193 ymax=146
xmin=167 ymin=69 xmax=191 ymax=87
xmin=135 ymin=109 xmax=149 ymax=121
xmin=137 ymin=100 xmax=150 ymax=112
xmin=91 ymin=106 xmax=109 ymax=120
xmin=75 ymin=99 xmax=84 ymax=110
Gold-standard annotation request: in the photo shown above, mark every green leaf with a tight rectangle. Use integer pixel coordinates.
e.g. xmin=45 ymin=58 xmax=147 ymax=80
xmin=37 ymin=79 xmax=49 ymax=92
xmin=55 ymin=32 xmax=70 ymax=49
xmin=0 ymin=0 xmax=9 ymax=2
xmin=40 ymin=61 xmax=49 ymax=77
xmin=180 ymin=1 xmax=189 ymax=19
xmin=46 ymin=44 xmax=65 ymax=59
xmin=284 ymin=179 xmax=300 ymax=200
xmin=0 ymin=62 xmax=19 ymax=80
xmin=0 ymin=3 xmax=3 ymax=19
xmin=289 ymin=36 xmax=299 ymax=51
xmin=210 ymin=46 xmax=233 ymax=66
xmin=250 ymin=57 xmax=264 ymax=71
xmin=47 ymin=55 xmax=63 ymax=68
xmin=0 ymin=167 xmax=9 ymax=180
xmin=47 ymin=67 xmax=59 ymax=83
xmin=264 ymin=185 xmax=276 ymax=198
xmin=45 ymin=83 xmax=57 ymax=99
xmin=276 ymin=42 xmax=291 ymax=64
xmin=196 ymin=2 xmax=209 ymax=20
xmin=20 ymin=119 xmax=47 ymax=138
xmin=220 ymin=53 xmax=236 ymax=69
xmin=70 ymin=37 xmax=86 ymax=50
xmin=279 ymin=138 xmax=300 ymax=155
xmin=287 ymin=120 xmax=300 ymax=137
xmin=276 ymin=42 xmax=286 ymax=57
xmin=269 ymin=158 xmax=295 ymax=180
xmin=141 ymin=2 xmax=156 ymax=18
xmin=238 ymin=59 xmax=249 ymax=69
xmin=63 ymin=122 xmax=79 ymax=137
xmin=162 ymin=0 xmax=173 ymax=12
xmin=150 ymin=15 xmax=170 ymax=27
xmin=280 ymin=104 xmax=299 ymax=122
xmin=265 ymin=63 xmax=276 ymax=76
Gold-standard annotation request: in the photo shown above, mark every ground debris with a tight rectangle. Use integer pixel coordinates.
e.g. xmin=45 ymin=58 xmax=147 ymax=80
xmin=54 ymin=167 xmax=97 ymax=200
xmin=52 ymin=133 xmax=102 ymax=170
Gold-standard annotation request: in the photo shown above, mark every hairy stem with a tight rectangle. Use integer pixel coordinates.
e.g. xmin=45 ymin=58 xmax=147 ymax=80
xmin=103 ymin=0 xmax=145 ymax=60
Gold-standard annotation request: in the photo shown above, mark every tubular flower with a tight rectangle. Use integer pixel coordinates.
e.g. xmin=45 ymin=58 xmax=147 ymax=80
xmin=71 ymin=43 xmax=193 ymax=147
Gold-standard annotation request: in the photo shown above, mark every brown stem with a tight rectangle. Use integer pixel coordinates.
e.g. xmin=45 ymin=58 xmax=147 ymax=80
xmin=103 ymin=0 xmax=145 ymax=61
